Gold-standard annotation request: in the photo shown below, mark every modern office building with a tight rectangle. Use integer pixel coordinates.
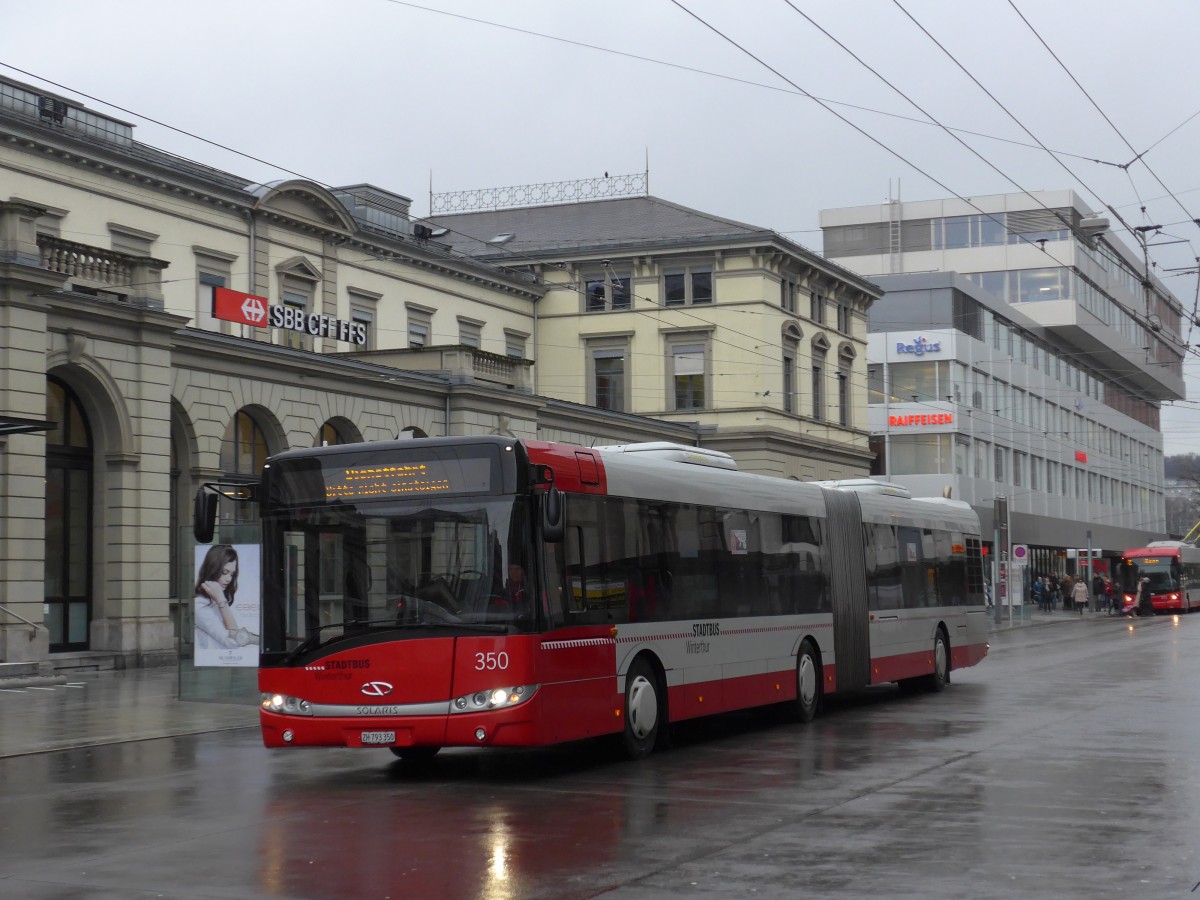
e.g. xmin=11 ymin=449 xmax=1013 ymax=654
xmin=821 ymin=192 xmax=1186 ymax=578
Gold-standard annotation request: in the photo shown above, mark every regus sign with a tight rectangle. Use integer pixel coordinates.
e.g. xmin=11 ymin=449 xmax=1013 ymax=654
xmin=896 ymin=336 xmax=941 ymax=356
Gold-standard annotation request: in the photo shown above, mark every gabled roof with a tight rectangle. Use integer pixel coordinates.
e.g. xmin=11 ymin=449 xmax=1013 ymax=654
xmin=429 ymin=195 xmax=880 ymax=293
xmin=430 ymin=195 xmax=768 ymax=257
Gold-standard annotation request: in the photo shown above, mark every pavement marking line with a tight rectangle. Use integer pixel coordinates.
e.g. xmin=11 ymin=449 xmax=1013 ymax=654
xmin=0 ymin=689 xmax=26 ymax=693
xmin=63 ymin=684 xmax=86 ymax=688
xmin=26 ymin=687 xmax=56 ymax=691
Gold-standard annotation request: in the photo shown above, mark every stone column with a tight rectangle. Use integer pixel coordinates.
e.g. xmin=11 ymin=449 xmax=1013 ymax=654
xmin=0 ymin=202 xmax=65 ymax=663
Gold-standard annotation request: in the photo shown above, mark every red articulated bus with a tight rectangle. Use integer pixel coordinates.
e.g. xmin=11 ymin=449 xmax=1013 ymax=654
xmin=1118 ymin=541 xmax=1200 ymax=615
xmin=201 ymin=437 xmax=988 ymax=761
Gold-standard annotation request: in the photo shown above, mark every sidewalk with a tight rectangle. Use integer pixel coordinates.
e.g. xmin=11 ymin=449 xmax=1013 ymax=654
xmin=987 ymin=604 xmax=1119 ymax=631
xmin=0 ymin=666 xmax=258 ymax=758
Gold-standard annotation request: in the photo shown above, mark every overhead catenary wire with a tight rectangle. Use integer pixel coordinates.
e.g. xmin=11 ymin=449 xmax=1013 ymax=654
xmin=666 ymin=1 xmax=1197 ymax=371
xmin=1006 ymin=0 xmax=1200 ymax=238
xmin=0 ymin=26 xmax=1180 ymax=487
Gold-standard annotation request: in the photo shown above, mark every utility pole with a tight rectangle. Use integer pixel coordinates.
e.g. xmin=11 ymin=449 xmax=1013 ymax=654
xmin=993 ymin=495 xmax=1009 ymax=625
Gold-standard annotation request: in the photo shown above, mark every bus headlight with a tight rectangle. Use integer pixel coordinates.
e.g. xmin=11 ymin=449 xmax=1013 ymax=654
xmin=450 ymin=684 xmax=538 ymax=713
xmin=261 ymin=693 xmax=313 ymax=716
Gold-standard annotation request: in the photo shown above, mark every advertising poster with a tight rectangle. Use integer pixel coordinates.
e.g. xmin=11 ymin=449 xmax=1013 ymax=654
xmin=193 ymin=543 xmax=260 ymax=668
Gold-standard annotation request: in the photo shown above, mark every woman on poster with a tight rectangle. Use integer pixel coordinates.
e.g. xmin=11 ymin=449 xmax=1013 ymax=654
xmin=194 ymin=544 xmax=258 ymax=649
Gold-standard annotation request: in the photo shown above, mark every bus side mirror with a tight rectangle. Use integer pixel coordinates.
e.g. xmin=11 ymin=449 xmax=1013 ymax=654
xmin=542 ymin=486 xmax=564 ymax=543
xmin=194 ymin=488 xmax=218 ymax=544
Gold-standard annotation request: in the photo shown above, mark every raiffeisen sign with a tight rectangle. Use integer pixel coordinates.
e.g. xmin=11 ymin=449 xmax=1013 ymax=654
xmin=889 ymin=413 xmax=954 ymax=426
xmin=212 ymin=287 xmax=368 ymax=346
xmin=895 ymin=336 xmax=941 ymax=356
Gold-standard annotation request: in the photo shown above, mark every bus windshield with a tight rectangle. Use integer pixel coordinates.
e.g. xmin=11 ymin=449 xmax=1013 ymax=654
xmin=262 ymin=496 xmax=535 ymax=655
xmin=1130 ymin=557 xmax=1179 ymax=592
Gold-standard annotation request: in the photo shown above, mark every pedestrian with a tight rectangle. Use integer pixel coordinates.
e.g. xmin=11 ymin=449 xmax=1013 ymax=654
xmin=1136 ymin=576 xmax=1154 ymax=617
xmin=1032 ymin=576 xmax=1046 ymax=612
xmin=1071 ymin=578 xmax=1088 ymax=615
xmin=1104 ymin=577 xmax=1116 ymax=614
xmin=1091 ymin=572 xmax=1105 ymax=611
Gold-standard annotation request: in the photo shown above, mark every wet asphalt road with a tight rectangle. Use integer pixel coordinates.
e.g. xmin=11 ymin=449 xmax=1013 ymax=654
xmin=1 ymin=613 xmax=1198 ymax=899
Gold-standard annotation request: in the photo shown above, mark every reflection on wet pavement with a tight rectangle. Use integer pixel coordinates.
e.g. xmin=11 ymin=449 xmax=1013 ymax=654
xmin=0 ymin=616 xmax=1197 ymax=898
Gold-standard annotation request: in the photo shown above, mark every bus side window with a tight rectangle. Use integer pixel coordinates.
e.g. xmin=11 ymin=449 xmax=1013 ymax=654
xmin=872 ymin=524 xmax=901 ymax=610
xmin=897 ymin=526 xmax=924 ymax=609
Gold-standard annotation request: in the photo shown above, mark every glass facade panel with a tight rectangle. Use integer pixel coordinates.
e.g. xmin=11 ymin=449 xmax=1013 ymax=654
xmin=867 ymin=364 xmax=884 ymax=405
xmin=44 ymin=469 xmax=64 ymax=597
xmin=1017 ymin=267 xmax=1068 ymax=302
xmin=44 ymin=603 xmax=64 ymax=646
xmin=68 ymin=602 xmax=89 ymax=643
xmin=890 ymin=434 xmax=950 ymax=475
xmin=67 ymin=469 xmax=89 ymax=595
xmin=889 ymin=361 xmax=938 ymax=402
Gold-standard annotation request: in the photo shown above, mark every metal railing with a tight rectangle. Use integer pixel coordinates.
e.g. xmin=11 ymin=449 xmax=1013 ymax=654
xmin=0 ymin=602 xmax=45 ymax=634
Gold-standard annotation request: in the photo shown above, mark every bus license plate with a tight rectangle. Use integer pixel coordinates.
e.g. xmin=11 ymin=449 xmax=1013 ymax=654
xmin=361 ymin=731 xmax=396 ymax=745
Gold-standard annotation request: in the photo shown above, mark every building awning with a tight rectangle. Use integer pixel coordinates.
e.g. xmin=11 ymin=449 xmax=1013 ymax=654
xmin=0 ymin=415 xmax=55 ymax=436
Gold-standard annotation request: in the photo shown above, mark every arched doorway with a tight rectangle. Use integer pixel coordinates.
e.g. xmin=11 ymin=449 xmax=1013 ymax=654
xmin=45 ymin=376 xmax=93 ymax=651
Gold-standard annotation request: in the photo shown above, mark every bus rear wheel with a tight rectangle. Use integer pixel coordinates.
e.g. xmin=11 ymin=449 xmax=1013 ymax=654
xmin=623 ymin=657 xmax=664 ymax=760
xmin=925 ymin=630 xmax=949 ymax=693
xmin=390 ymin=746 xmax=440 ymax=762
xmin=792 ymin=640 xmax=822 ymax=722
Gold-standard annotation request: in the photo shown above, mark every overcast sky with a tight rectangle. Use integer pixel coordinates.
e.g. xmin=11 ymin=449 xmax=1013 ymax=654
xmin=5 ymin=0 xmax=1200 ymax=454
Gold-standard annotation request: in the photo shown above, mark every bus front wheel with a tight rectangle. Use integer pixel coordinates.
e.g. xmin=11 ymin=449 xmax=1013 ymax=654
xmin=623 ymin=657 xmax=664 ymax=760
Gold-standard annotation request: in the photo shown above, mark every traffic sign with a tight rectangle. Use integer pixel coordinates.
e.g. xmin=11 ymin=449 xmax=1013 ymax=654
xmin=1011 ymin=543 xmax=1029 ymax=567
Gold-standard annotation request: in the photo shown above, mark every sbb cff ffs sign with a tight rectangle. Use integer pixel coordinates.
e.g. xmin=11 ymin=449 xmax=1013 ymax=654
xmin=213 ymin=287 xmax=368 ymax=346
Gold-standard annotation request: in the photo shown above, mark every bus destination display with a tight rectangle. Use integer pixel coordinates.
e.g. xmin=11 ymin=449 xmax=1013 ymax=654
xmin=322 ymin=459 xmax=491 ymax=501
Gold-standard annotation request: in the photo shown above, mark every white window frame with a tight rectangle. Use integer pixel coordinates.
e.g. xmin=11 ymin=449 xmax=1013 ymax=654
xmin=406 ymin=303 xmax=434 ymax=349
xmin=662 ymin=263 xmax=714 ymax=307
xmin=583 ymin=268 xmax=633 ymax=312
xmin=193 ymin=246 xmax=237 ymax=334
xmin=664 ymin=332 xmax=711 ymax=411
xmin=347 ymin=288 xmax=380 ymax=351
xmin=457 ymin=316 xmax=484 ymax=349
xmin=587 ymin=336 xmax=632 ymax=411
xmin=504 ymin=329 xmax=529 ymax=359
xmin=281 ymin=288 xmax=309 ymax=351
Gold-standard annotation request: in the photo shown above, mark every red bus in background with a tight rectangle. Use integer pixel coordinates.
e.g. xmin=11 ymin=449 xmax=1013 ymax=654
xmin=199 ymin=437 xmax=989 ymax=761
xmin=1118 ymin=541 xmax=1200 ymax=614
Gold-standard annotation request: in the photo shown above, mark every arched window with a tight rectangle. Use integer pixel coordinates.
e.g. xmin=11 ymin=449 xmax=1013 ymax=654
xmin=811 ymin=335 xmax=831 ymax=422
xmin=219 ymin=410 xmax=268 ymax=538
xmin=45 ymin=377 xmax=93 ymax=651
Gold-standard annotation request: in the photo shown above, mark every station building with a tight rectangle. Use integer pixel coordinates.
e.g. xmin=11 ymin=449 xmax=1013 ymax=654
xmin=0 ymin=73 xmax=879 ymax=674
xmin=821 ymin=192 xmax=1185 ymax=581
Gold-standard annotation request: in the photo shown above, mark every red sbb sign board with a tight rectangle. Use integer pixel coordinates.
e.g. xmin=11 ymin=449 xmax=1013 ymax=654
xmin=212 ymin=287 xmax=367 ymax=346
xmin=214 ymin=287 xmax=268 ymax=326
